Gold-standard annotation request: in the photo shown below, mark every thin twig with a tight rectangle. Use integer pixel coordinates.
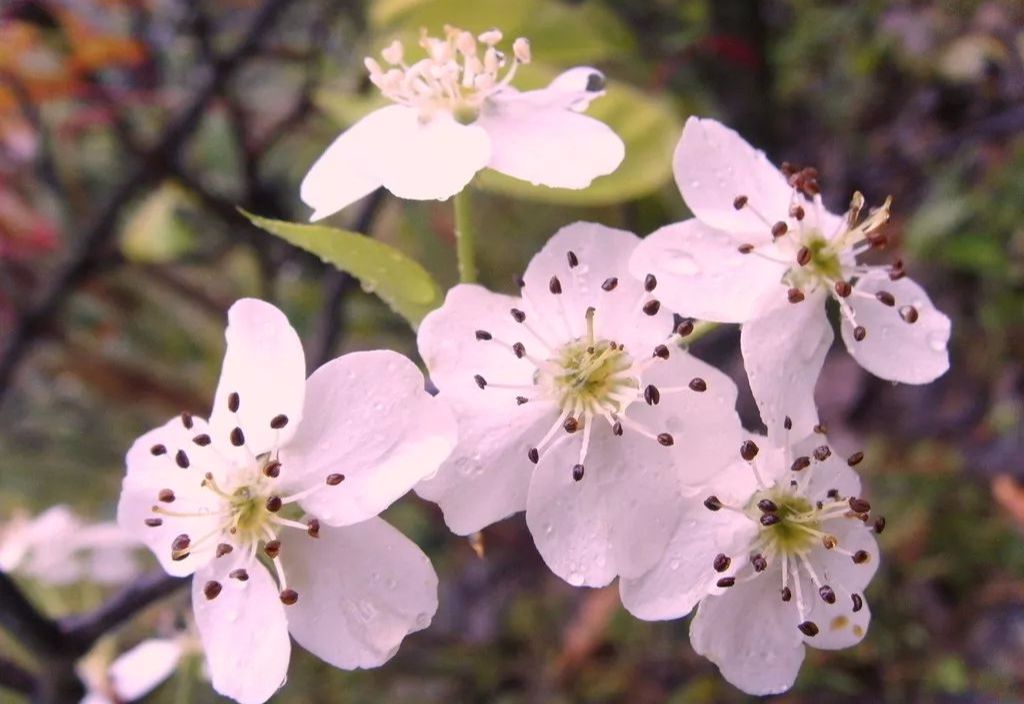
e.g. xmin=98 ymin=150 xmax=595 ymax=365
xmin=0 ymin=655 xmax=34 ymax=695
xmin=0 ymin=572 xmax=64 ymax=659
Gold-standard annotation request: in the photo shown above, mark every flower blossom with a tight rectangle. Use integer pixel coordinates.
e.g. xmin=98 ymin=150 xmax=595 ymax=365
xmin=622 ymin=422 xmax=881 ymax=695
xmin=79 ymin=637 xmax=188 ymax=704
xmin=630 ymin=117 xmax=951 ymax=440
xmin=117 ymin=298 xmax=457 ymax=704
xmin=300 ymin=27 xmax=625 ymax=220
xmin=416 ymin=222 xmax=745 ymax=588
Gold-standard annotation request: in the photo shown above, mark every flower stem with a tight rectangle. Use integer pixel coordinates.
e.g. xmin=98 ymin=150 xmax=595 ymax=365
xmin=453 ymin=189 xmax=477 ymax=283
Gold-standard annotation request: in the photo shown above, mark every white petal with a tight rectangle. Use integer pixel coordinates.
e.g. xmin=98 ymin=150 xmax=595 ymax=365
xmin=674 ymin=116 xmax=793 ymax=236
xmin=740 ymin=292 xmax=833 ymax=444
xmin=498 ymin=67 xmax=608 ymax=112
xmin=479 ymin=105 xmax=623 ymax=189
xmin=118 ymin=416 xmax=228 ymax=577
xmin=108 ymin=639 xmax=182 ymax=702
xmin=630 ymin=219 xmax=787 ymax=323
xmin=804 ymin=582 xmax=872 ymax=651
xmin=814 ymin=517 xmax=880 ymax=595
xmin=525 ymin=428 xmax=683 ymax=587
xmin=278 ymin=350 xmax=457 ymax=526
xmin=520 ymin=222 xmax=674 ymax=354
xmin=794 ymin=433 xmax=862 ymax=501
xmin=210 ymin=299 xmax=306 ymax=460
xmin=373 ymin=106 xmax=490 ymax=201
xmin=192 ymin=560 xmax=290 ymax=704
xmin=299 ymin=109 xmax=388 ymax=221
xmin=619 ymin=498 xmax=755 ymax=621
xmin=690 ymin=573 xmax=806 ymax=696
xmin=840 ymin=274 xmax=951 ymax=384
xmin=279 ymin=518 xmax=437 ymax=669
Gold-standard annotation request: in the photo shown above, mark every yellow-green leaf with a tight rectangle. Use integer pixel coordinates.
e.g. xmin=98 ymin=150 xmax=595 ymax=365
xmin=241 ymin=211 xmax=442 ymax=328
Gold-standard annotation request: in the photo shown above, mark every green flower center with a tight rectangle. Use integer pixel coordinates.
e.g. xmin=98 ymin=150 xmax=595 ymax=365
xmin=546 ymin=338 xmax=637 ymax=416
xmin=750 ymin=490 xmax=821 ymax=555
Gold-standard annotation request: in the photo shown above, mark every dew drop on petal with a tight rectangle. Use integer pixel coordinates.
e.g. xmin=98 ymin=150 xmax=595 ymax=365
xmin=663 ymin=252 xmax=700 ymax=276
xmin=927 ymin=330 xmax=948 ymax=352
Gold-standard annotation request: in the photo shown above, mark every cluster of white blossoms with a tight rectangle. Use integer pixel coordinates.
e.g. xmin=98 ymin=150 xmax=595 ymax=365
xmin=109 ymin=29 xmax=953 ymax=703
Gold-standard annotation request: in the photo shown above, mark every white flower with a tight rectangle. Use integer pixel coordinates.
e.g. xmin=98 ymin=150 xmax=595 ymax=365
xmin=622 ymin=424 xmax=881 ymax=695
xmin=416 ymin=222 xmax=745 ymax=588
xmin=79 ymin=638 xmax=185 ymax=704
xmin=300 ymin=27 xmax=625 ymax=220
xmin=117 ymin=298 xmax=457 ymax=704
xmin=630 ymin=117 xmax=951 ymax=441
xmin=0 ymin=506 xmax=142 ymax=586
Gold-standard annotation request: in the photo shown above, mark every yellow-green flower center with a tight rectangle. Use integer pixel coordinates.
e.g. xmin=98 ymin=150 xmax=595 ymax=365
xmin=546 ymin=339 xmax=637 ymax=416
xmin=751 ymin=491 xmax=821 ymax=555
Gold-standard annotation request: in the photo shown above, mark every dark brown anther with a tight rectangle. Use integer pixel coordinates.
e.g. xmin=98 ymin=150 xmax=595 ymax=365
xmin=716 ymin=577 xmax=736 ymax=588
xmin=849 ymin=497 xmax=871 ymax=513
xmin=612 ymin=421 xmax=623 ymax=437
xmin=270 ymin=414 xmax=289 ymax=430
xmin=512 ymin=342 xmax=526 ymax=358
xmin=819 ymin=585 xmax=836 ymax=604
xmin=781 ymin=162 xmax=797 ymax=177
xmin=752 ymin=554 xmax=768 ymax=572
xmin=834 ymin=280 xmax=852 ymax=298
xmin=150 ymin=444 xmax=167 ymax=456
xmin=175 ymin=450 xmax=190 ymax=469
xmin=601 ymin=277 xmax=618 ymax=291
xmin=760 ymin=513 xmax=781 ymax=527
xmin=510 ymin=308 xmax=526 ymax=322
xmin=216 ymin=543 xmax=233 ymax=558
xmin=822 ymin=535 xmax=837 ymax=549
xmin=264 ymin=460 xmax=281 ymax=478
xmin=784 ymin=416 xmax=793 ymax=430
xmin=899 ymin=305 xmax=919 ymax=324
xmin=813 ymin=445 xmax=832 ymax=461
xmin=265 ymin=496 xmax=283 ymax=512
xmin=515 ymin=396 xmax=529 ymax=405
xmin=228 ymin=392 xmax=240 ymax=413
xmin=704 ymin=496 xmax=722 ymax=511
xmin=158 ymin=489 xmax=175 ymax=503
xmin=852 ymin=593 xmax=864 ymax=612
xmin=853 ymin=326 xmax=867 ymax=341
xmin=204 ymin=581 xmax=222 ymax=600
xmin=847 ymin=451 xmax=864 ymax=466
xmin=653 ymin=344 xmax=670 ymax=359
xmin=474 ymin=330 xmax=492 ymax=341
xmin=642 ymin=299 xmax=661 ymax=316
xmin=713 ymin=554 xmax=731 ymax=572
xmin=514 ymin=275 xmax=525 ymax=288
xmin=279 ymin=589 xmax=299 ymax=605
xmin=564 ymin=417 xmax=580 ymax=433
xmin=740 ymin=440 xmax=759 ymax=461
xmin=307 ymin=518 xmax=320 ymax=538
xmin=798 ymin=621 xmax=819 ymax=637
xmin=875 ymin=290 xmax=896 ymax=307
xmin=326 ymin=473 xmax=345 ymax=486
xmin=572 ymin=464 xmax=585 ymax=481
xmin=474 ymin=374 xmax=487 ymax=389
xmin=145 ymin=518 xmax=163 ymax=527
xmin=230 ymin=427 xmax=245 ymax=447
xmin=676 ymin=319 xmax=695 ymax=337
xmin=787 ymin=288 xmax=805 ymax=304
xmin=738 ymin=243 xmax=754 ymax=254
xmin=796 ymin=246 xmax=811 ymax=266
xmin=826 ymin=489 xmax=840 ymax=499
xmin=644 ymin=384 xmax=660 ymax=405
xmin=193 ymin=434 xmax=211 ymax=446
xmin=657 ymin=433 xmax=674 ymax=447
xmin=230 ymin=568 xmax=249 ymax=581
xmin=781 ymin=586 xmax=792 ymax=602
xmin=567 ymin=251 xmax=579 ymax=268
xmin=644 ymin=274 xmax=657 ymax=292
xmin=549 ymin=276 xmax=563 ymax=294
xmin=771 ymin=221 xmax=788 ymax=238
xmin=172 ymin=534 xmax=191 ymax=551
xmin=867 ymin=231 xmax=889 ymax=249
xmin=264 ymin=540 xmax=281 ymax=559
xmin=733 ymin=195 xmax=748 ymax=210
xmin=527 ymin=448 xmax=540 ymax=464
xmin=889 ymin=259 xmax=906 ymax=280
xmin=791 ymin=456 xmax=811 ymax=472
xmin=873 ymin=516 xmax=886 ymax=534
xmin=757 ymin=499 xmax=778 ymax=513
xmin=689 ymin=377 xmax=708 ymax=392
xmin=181 ymin=412 xmax=194 ymax=429
xmin=790 ymin=204 xmax=805 ymax=220
xmin=852 ymin=550 xmax=870 ymax=564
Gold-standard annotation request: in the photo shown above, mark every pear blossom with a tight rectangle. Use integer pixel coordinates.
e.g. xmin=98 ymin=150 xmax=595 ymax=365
xmin=300 ymin=27 xmax=625 ymax=220
xmin=79 ymin=638 xmax=187 ymax=704
xmin=117 ymin=298 xmax=457 ymax=704
xmin=630 ymin=117 xmax=951 ymax=441
xmin=623 ymin=423 xmax=881 ymax=695
xmin=416 ymin=221 xmax=746 ymax=588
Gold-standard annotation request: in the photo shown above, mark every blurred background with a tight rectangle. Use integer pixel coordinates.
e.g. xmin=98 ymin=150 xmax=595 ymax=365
xmin=1 ymin=0 xmax=1023 ymax=702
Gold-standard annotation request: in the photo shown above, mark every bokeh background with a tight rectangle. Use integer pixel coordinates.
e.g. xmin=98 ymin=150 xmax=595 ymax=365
xmin=1 ymin=0 xmax=1023 ymax=702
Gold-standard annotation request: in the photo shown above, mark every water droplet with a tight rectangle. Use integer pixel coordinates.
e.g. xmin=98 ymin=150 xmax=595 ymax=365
xmin=664 ymin=251 xmax=700 ymax=276
xmin=669 ymin=559 xmax=681 ymax=571
xmin=357 ymin=599 xmax=377 ymax=623
xmin=567 ymin=570 xmax=584 ymax=586
xmin=927 ymin=331 xmax=947 ymax=352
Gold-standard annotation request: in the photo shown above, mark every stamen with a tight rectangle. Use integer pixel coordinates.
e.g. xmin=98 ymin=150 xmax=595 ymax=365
xmin=228 ymin=392 xmax=240 ymax=413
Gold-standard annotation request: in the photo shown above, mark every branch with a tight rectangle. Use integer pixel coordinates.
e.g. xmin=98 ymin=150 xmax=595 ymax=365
xmin=0 ymin=656 xmax=34 ymax=695
xmin=0 ymin=572 xmax=65 ymax=659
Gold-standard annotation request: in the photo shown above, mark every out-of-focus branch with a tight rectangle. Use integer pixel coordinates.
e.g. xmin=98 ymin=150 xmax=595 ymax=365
xmin=0 ymin=572 xmax=64 ymax=659
xmin=0 ymin=656 xmax=34 ymax=695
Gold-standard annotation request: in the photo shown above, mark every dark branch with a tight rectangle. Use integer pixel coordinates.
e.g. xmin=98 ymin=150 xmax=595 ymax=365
xmin=0 ymin=655 xmax=35 ymax=695
xmin=0 ymin=572 xmax=64 ymax=659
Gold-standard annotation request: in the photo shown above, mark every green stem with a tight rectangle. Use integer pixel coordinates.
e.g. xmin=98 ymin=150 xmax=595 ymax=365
xmin=453 ymin=189 xmax=477 ymax=283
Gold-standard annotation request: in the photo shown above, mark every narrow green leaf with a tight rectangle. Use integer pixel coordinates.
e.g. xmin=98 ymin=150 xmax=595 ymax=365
xmin=241 ymin=211 xmax=442 ymax=328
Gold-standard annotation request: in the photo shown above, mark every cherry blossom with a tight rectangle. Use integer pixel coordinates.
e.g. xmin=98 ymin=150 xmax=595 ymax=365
xmin=623 ymin=422 xmax=881 ymax=695
xmin=630 ymin=117 xmax=951 ymax=440
xmin=416 ymin=221 xmax=745 ymax=588
xmin=300 ymin=27 xmax=624 ymax=220
xmin=117 ymin=298 xmax=456 ymax=704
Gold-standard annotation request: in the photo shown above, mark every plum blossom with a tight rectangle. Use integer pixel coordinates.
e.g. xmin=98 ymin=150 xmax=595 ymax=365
xmin=117 ymin=298 xmax=457 ymax=704
xmin=623 ymin=422 xmax=881 ymax=695
xmin=630 ymin=117 xmax=951 ymax=440
xmin=300 ymin=27 xmax=625 ymax=220
xmin=416 ymin=222 xmax=745 ymax=588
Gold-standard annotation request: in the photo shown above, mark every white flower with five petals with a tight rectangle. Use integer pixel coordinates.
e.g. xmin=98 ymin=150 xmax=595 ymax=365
xmin=416 ymin=222 xmax=745 ymax=588
xmin=630 ymin=117 xmax=951 ymax=441
xmin=623 ymin=424 xmax=881 ymax=696
xmin=117 ymin=298 xmax=457 ymax=704
xmin=300 ymin=27 xmax=625 ymax=220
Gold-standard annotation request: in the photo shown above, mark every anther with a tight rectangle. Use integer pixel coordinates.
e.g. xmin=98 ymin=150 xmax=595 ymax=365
xmin=264 ymin=460 xmax=281 ymax=478
xmin=563 ymin=417 xmax=579 ymax=433
xmin=853 ymin=326 xmax=867 ymax=341
xmin=644 ymin=274 xmax=657 ymax=292
xmin=760 ymin=513 xmax=781 ymax=527
xmin=601 ymin=277 xmax=618 ymax=291
xmin=642 ymin=299 xmax=661 ymax=316
xmin=510 ymin=308 xmax=526 ymax=323
xmin=852 ymin=593 xmax=864 ymax=612
xmin=847 ymin=451 xmax=864 ymax=466
xmin=266 ymin=496 xmax=283 ymax=512
xmin=181 ymin=412 xmax=194 ymax=430
xmin=512 ymin=342 xmax=526 ymax=358
xmin=796 ymin=247 xmax=811 ymax=266
xmin=771 ymin=221 xmax=788 ymax=238
xmin=733 ymin=195 xmax=748 ymax=210
xmin=326 ymin=473 xmax=345 ymax=486
xmin=784 ymin=416 xmax=793 ymax=430
xmin=515 ymin=396 xmax=529 ymax=405
xmin=848 ymin=497 xmax=871 ymax=513
xmin=193 ymin=434 xmax=211 ymax=446
xmin=790 ymin=204 xmax=805 ymax=220
xmin=514 ymin=275 xmax=525 ymax=288
xmin=713 ymin=554 xmax=731 ymax=572
xmin=818 ymin=585 xmax=836 ymax=604
xmin=781 ymin=586 xmax=792 ymax=601
xmin=230 ymin=427 xmax=245 ymax=447
xmin=757 ymin=499 xmax=778 ymax=513
xmin=852 ymin=550 xmax=870 ymax=564
xmin=264 ymin=540 xmax=281 ymax=559
xmin=751 ymin=554 xmax=768 ymax=572
xmin=145 ymin=518 xmax=163 ymax=527
xmin=875 ymin=290 xmax=896 ymax=307
xmin=798 ymin=621 xmax=819 ymax=637
xmin=204 ymin=581 xmax=222 ymax=600
xmin=567 ymin=251 xmax=579 ymax=268
xmin=474 ymin=374 xmax=487 ymax=389
xmin=716 ymin=577 xmax=736 ymax=588
xmin=873 ymin=517 xmax=886 ymax=534
xmin=834 ymin=280 xmax=852 ymax=297
xmin=791 ymin=456 xmax=811 ymax=472
xmin=822 ymin=535 xmax=837 ymax=549
xmin=475 ymin=330 xmax=492 ymax=341
xmin=657 ymin=433 xmax=674 ymax=447
xmin=827 ymin=489 xmax=840 ymax=499
xmin=228 ymin=392 xmax=240 ymax=413
xmin=270 ymin=414 xmax=289 ymax=429
xmin=279 ymin=589 xmax=299 ymax=605
xmin=175 ymin=450 xmax=190 ymax=469
xmin=216 ymin=543 xmax=233 ymax=558
xmin=704 ymin=495 xmax=722 ymax=511
xmin=689 ymin=378 xmax=707 ymax=392
xmin=814 ymin=423 xmax=828 ymax=434
xmin=644 ymin=384 xmax=660 ymax=405
xmin=527 ymin=448 xmax=540 ymax=464
xmin=653 ymin=344 xmax=670 ymax=359
xmin=150 ymin=444 xmax=167 ymax=456
xmin=788 ymin=288 xmax=805 ymax=304
xmin=889 ymin=260 xmax=906 ymax=280
xmin=307 ymin=518 xmax=320 ymax=538
xmin=676 ymin=319 xmax=695 ymax=337
xmin=172 ymin=534 xmax=191 ymax=552
xmin=572 ymin=464 xmax=585 ymax=481
xmin=899 ymin=305 xmax=919 ymax=323
xmin=229 ymin=568 xmax=249 ymax=581
xmin=740 ymin=440 xmax=759 ymax=461
xmin=813 ymin=445 xmax=831 ymax=461
xmin=612 ymin=421 xmax=623 ymax=437
xmin=738 ymin=243 xmax=754 ymax=254
xmin=158 ymin=489 xmax=175 ymax=503
xmin=549 ymin=276 xmax=562 ymax=294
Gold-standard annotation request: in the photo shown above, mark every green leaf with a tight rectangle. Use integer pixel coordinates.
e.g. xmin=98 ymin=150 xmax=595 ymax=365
xmin=241 ymin=211 xmax=442 ymax=328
